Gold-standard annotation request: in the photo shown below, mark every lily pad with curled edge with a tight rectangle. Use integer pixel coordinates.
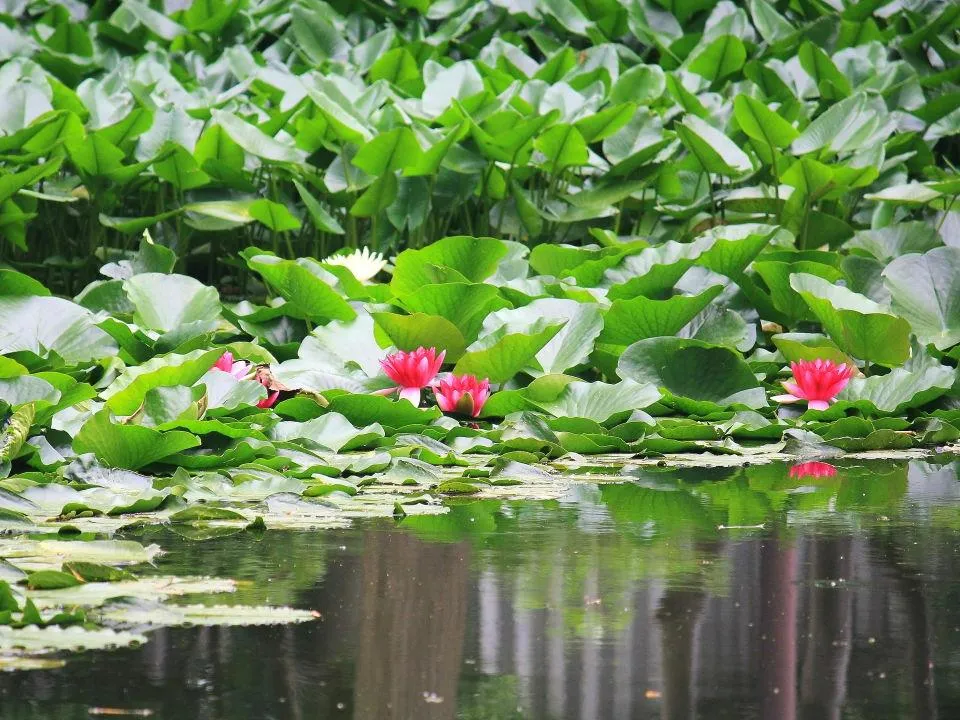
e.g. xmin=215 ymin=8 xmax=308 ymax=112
xmin=618 ymin=337 xmax=767 ymax=414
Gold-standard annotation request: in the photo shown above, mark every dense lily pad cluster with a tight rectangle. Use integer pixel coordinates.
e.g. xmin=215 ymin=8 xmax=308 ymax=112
xmin=0 ymin=0 xmax=955 ymax=283
xmin=3 ymin=226 xmax=960 ymax=487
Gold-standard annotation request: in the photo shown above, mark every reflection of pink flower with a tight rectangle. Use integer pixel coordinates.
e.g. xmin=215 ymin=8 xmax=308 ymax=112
xmin=788 ymin=461 xmax=837 ymax=479
xmin=380 ymin=347 xmax=445 ymax=405
xmin=215 ymin=352 xmax=279 ymax=409
xmin=434 ymin=375 xmax=491 ymax=418
xmin=772 ymin=359 xmax=854 ymax=411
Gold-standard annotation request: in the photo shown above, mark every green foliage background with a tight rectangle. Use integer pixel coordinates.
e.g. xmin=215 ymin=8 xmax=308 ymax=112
xmin=0 ymin=0 xmax=956 ymax=291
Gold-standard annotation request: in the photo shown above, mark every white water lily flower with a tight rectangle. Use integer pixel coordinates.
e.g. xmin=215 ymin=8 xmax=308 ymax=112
xmin=323 ymin=247 xmax=387 ymax=282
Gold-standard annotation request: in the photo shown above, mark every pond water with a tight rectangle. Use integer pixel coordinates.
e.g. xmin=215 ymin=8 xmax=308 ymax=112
xmin=3 ymin=458 xmax=960 ymax=719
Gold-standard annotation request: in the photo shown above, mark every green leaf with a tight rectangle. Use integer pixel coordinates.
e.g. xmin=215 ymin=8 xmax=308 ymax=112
xmin=74 ymin=410 xmax=200 ymax=470
xmin=790 ymin=93 xmax=874 ymax=155
xmin=352 ymin=127 xmax=424 ymax=176
xmin=677 ymin=115 xmax=753 ymax=176
xmin=574 ymin=104 xmax=637 ymax=143
xmin=0 ymin=296 xmax=116 ymax=364
xmin=26 ymin=570 xmax=82 ymax=590
xmin=194 ymin=123 xmax=245 ymax=170
xmin=404 ymin=123 xmax=466 ymax=177
xmin=372 ymin=312 xmax=467 ymax=361
xmin=299 ymin=313 xmax=384 ymax=378
xmin=209 ymin=110 xmax=305 ymax=164
xmin=369 ymin=47 xmax=420 ymax=87
xmin=484 ymin=299 xmax=603 ymax=376
xmin=101 ymin=236 xmax=176 ymax=279
xmin=606 ymin=240 xmax=707 ymax=299
xmin=0 ymin=376 xmax=59 ymax=406
xmin=882 ymin=247 xmax=960 ymax=351
xmin=0 ymin=625 xmax=146 ymax=654
xmin=391 ymin=236 xmax=508 ymax=296
xmin=0 ymin=158 xmax=64 ymax=207
xmin=293 ymin=180 xmax=344 ymax=234
xmin=845 ymin=222 xmax=942 ymax=262
xmin=599 ymin=286 xmax=723 ymax=346
xmin=349 ymin=173 xmax=398 ymax=217
xmin=618 ymin=338 xmax=767 ymax=412
xmin=326 ymin=394 xmax=441 ymax=428
xmin=397 ymin=283 xmax=508 ymax=343
xmin=789 ymin=273 xmax=911 ymax=366
xmin=98 ymin=601 xmax=317 ymax=627
xmin=531 ymin=380 xmax=660 ymax=423
xmin=290 ymin=3 xmax=349 ymax=64
xmin=733 ymin=95 xmax=798 ymax=149
xmin=0 ymin=403 xmax=34 ymax=466
xmin=272 ymin=413 xmax=383 ymax=453
xmin=123 ymin=273 xmax=221 ymax=333
xmin=113 ymin=0 xmax=186 ymax=39
xmin=798 ymin=41 xmax=851 ymax=100
xmin=833 ymin=364 xmax=956 ymax=415
xmin=753 ymin=260 xmax=843 ymax=323
xmin=102 ymin=349 xmax=222 ymax=416
xmin=245 ymin=255 xmax=356 ymax=323
xmin=696 ymin=224 xmax=782 ymax=277
xmin=688 ymin=35 xmax=746 ymax=82
xmin=0 ymin=270 xmax=49 ymax=297
xmin=748 ymin=0 xmax=795 ymax=43
xmin=169 ymin=506 xmax=246 ymax=523
xmin=249 ymin=199 xmax=301 ymax=232
xmin=153 ymin=144 xmax=210 ymax=190
xmin=97 ymin=107 xmax=153 ymax=148
xmin=454 ymin=321 xmax=564 ymax=383
xmin=67 ymin=135 xmax=124 ymax=176
xmin=534 ymin=124 xmax=589 ymax=173
xmin=610 ymin=65 xmax=665 ymax=106
xmin=771 ymin=333 xmax=851 ymax=366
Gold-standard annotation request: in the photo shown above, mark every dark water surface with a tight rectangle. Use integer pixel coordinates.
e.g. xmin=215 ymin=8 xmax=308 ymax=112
xmin=3 ymin=458 xmax=960 ymax=719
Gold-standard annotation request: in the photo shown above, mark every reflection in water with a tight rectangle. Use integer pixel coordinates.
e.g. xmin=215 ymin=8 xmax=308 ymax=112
xmin=799 ymin=537 xmax=853 ymax=720
xmin=354 ymin=531 xmax=470 ymax=720
xmin=759 ymin=536 xmax=798 ymax=720
xmin=3 ymin=459 xmax=960 ymax=719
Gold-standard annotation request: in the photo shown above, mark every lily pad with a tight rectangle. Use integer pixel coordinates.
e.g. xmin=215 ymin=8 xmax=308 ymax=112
xmin=618 ymin=337 xmax=767 ymax=412
xmin=789 ymin=273 xmax=911 ymax=367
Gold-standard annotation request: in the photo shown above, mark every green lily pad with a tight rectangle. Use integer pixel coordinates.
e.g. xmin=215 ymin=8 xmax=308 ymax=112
xmin=618 ymin=337 xmax=767 ymax=412
xmin=74 ymin=410 xmax=201 ymax=470
xmin=789 ymin=273 xmax=911 ymax=367
xmin=882 ymin=247 xmax=960 ymax=350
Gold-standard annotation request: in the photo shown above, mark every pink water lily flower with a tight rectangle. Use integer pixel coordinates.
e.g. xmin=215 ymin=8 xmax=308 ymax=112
xmin=214 ymin=351 xmax=250 ymax=380
xmin=214 ymin=352 xmax=279 ymax=409
xmin=380 ymin=347 xmax=445 ymax=405
xmin=434 ymin=374 xmax=491 ymax=418
xmin=789 ymin=461 xmax=837 ymax=479
xmin=772 ymin=359 xmax=854 ymax=412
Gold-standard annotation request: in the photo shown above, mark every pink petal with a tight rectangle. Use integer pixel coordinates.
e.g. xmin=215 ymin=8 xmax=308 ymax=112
xmin=772 ymin=394 xmax=800 ymax=404
xmin=399 ymin=386 xmax=421 ymax=405
xmin=257 ymin=390 xmax=280 ymax=409
xmin=780 ymin=381 xmax=805 ymax=398
xmin=807 ymin=400 xmax=830 ymax=411
xmin=230 ymin=361 xmax=250 ymax=379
